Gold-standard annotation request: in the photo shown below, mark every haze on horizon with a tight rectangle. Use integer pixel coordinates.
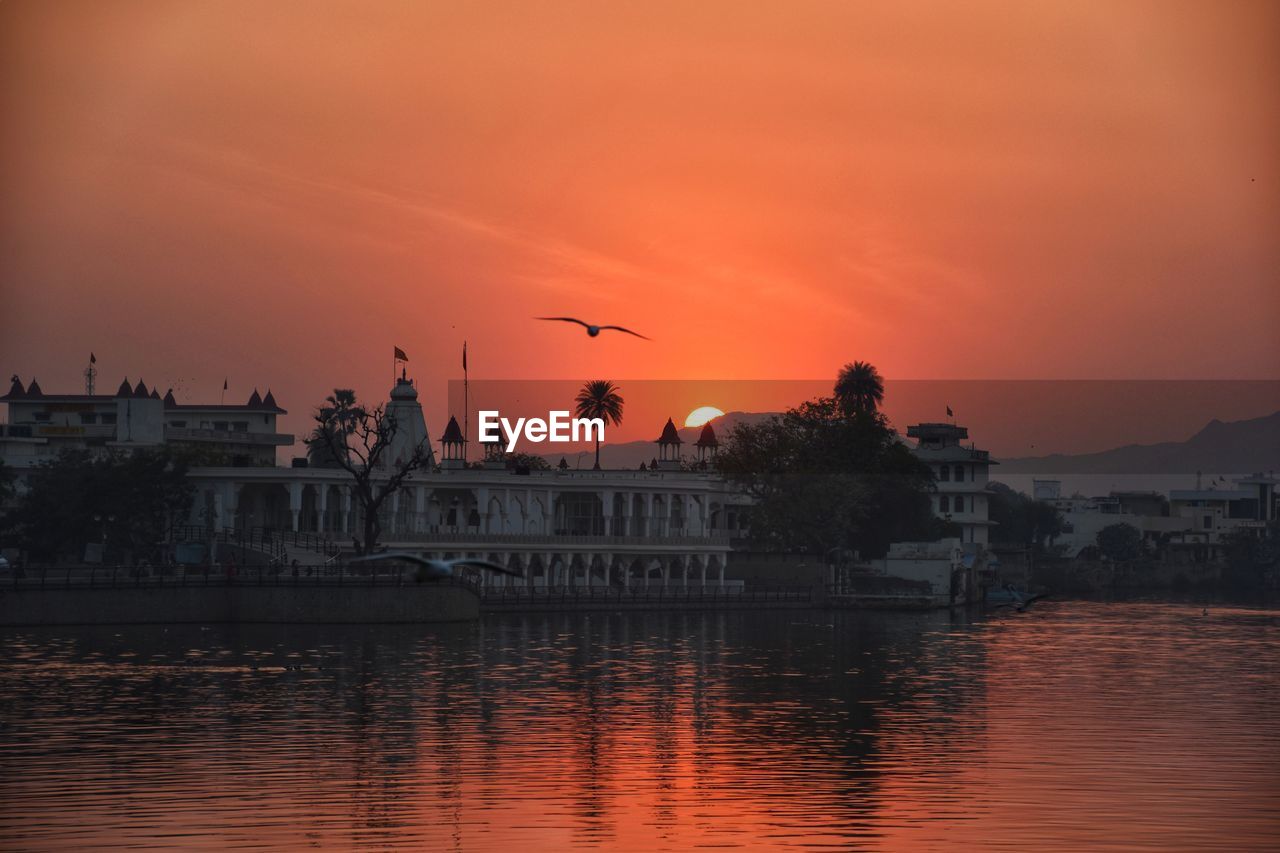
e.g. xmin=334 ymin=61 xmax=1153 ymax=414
xmin=2 ymin=1 xmax=1278 ymax=433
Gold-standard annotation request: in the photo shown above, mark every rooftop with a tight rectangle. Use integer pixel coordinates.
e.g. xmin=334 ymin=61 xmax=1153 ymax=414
xmin=2 ymin=376 xmax=285 ymax=413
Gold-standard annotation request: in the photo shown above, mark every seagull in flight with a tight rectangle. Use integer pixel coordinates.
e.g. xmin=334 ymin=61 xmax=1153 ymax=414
xmin=536 ymin=317 xmax=650 ymax=340
xmin=350 ymin=551 xmax=522 ymax=579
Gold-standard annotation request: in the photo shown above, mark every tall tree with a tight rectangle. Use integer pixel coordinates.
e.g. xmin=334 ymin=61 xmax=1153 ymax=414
xmin=716 ymin=393 xmax=938 ymax=559
xmin=834 ymin=361 xmax=885 ymax=416
xmin=988 ymin=481 xmax=1064 ymax=553
xmin=573 ymin=380 xmax=624 ymax=470
xmin=305 ymin=388 xmax=358 ymax=468
xmin=312 ymin=389 xmax=431 ymax=554
xmin=13 ymin=449 xmax=193 ymax=563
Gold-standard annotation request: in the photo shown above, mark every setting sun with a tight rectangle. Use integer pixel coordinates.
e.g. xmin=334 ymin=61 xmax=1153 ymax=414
xmin=685 ymin=406 xmax=725 ymax=428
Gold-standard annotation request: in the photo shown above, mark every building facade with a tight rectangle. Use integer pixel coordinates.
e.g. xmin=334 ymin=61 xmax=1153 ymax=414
xmin=1 ymin=375 xmax=292 ymax=469
xmin=907 ymin=422 xmax=995 ymax=547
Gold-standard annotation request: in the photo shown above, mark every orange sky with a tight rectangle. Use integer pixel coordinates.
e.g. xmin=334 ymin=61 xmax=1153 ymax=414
xmin=2 ymin=1 xmax=1278 ymax=434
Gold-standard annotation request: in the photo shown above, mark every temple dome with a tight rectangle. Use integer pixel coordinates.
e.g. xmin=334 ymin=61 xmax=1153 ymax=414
xmin=390 ymin=376 xmax=418 ymax=400
xmin=440 ymin=416 xmax=465 ymax=444
xmin=656 ymin=417 xmax=683 ymax=445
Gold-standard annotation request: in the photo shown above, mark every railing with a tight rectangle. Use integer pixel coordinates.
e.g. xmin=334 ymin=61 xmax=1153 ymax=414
xmin=0 ymin=423 xmax=117 ymax=439
xmin=164 ymin=426 xmax=293 ymax=445
xmin=2 ymin=565 xmax=478 ymax=593
xmin=169 ymin=525 xmax=288 ymax=563
xmin=383 ymin=531 xmax=732 ymax=547
xmin=1 ymin=568 xmax=816 ymax=608
xmin=479 ymin=584 xmax=812 ymax=606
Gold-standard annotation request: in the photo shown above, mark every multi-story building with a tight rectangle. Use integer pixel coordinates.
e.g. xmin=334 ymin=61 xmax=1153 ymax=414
xmin=907 ymin=422 xmax=995 ymax=547
xmin=1166 ymin=474 xmax=1278 ymax=558
xmin=1 ymin=375 xmax=292 ymax=469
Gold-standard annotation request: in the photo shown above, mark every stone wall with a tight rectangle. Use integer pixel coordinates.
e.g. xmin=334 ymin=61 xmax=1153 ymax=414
xmin=0 ymin=583 xmax=480 ymax=626
xmin=724 ymin=552 xmax=830 ymax=586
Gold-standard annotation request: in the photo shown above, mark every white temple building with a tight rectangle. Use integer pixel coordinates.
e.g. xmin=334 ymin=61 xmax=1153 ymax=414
xmin=188 ymin=375 xmax=734 ymax=586
xmin=2 ymin=371 xmax=734 ymax=587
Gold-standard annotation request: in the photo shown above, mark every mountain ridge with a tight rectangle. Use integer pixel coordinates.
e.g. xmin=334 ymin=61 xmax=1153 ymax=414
xmin=998 ymin=409 xmax=1280 ymax=475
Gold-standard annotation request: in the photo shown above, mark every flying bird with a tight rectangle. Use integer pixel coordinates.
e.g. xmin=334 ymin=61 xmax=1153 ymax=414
xmin=535 ymin=317 xmax=650 ymax=340
xmin=349 ymin=551 xmax=522 ymax=579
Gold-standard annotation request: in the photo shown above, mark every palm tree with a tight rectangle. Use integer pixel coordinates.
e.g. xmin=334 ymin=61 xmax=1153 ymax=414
xmin=834 ymin=361 xmax=885 ymax=416
xmin=574 ymin=380 xmax=624 ymax=470
xmin=307 ymin=388 xmax=360 ymax=467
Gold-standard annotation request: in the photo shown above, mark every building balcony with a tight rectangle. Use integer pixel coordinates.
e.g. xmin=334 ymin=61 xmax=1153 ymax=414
xmin=1 ymin=423 xmax=118 ymax=440
xmin=165 ymin=426 xmax=294 ymax=446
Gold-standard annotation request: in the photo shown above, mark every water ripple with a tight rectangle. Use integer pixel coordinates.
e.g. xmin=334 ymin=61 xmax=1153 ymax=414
xmin=1 ymin=602 xmax=1277 ymax=850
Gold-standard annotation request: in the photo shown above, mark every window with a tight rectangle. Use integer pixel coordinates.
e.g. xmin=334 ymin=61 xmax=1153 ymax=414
xmin=954 ymin=495 xmax=964 ymax=512
xmin=939 ymin=465 xmax=950 ymax=482
xmin=33 ymin=411 xmax=50 ymax=422
xmin=80 ymin=413 xmax=98 ymax=425
xmin=232 ymin=421 xmax=249 ymax=433
xmin=170 ymin=420 xmax=186 ymax=428
xmin=213 ymin=421 xmax=229 ymax=431
xmin=954 ymin=465 xmax=964 ymax=482
xmin=1203 ymin=515 xmax=1212 ymax=529
xmin=939 ymin=495 xmax=950 ymax=513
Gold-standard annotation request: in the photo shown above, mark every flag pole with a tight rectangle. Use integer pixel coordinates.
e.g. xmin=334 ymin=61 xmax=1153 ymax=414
xmin=463 ymin=341 xmax=469 ymax=464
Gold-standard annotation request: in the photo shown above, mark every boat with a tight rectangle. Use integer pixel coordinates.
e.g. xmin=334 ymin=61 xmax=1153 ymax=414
xmin=986 ymin=582 xmax=1048 ymax=611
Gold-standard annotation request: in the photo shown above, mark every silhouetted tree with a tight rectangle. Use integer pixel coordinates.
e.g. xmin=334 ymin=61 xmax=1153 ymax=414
xmin=573 ymin=380 xmax=624 ymax=470
xmin=312 ymin=389 xmax=431 ymax=555
xmin=12 ymin=449 xmax=193 ymax=563
xmin=716 ymin=393 xmax=937 ymax=559
xmin=988 ymin=481 xmax=1064 ymax=553
xmin=306 ymin=388 xmax=358 ymax=468
xmin=505 ymin=452 xmax=552 ymax=472
xmin=834 ymin=361 xmax=885 ymax=416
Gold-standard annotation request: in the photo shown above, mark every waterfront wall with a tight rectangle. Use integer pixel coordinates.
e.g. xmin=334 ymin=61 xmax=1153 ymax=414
xmin=0 ymin=583 xmax=480 ymax=626
xmin=727 ymin=552 xmax=829 ymax=586
xmin=1030 ymin=558 xmax=1230 ymax=594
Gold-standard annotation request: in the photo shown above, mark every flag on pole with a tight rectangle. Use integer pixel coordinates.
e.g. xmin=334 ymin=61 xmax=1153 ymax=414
xmin=223 ymin=378 xmax=229 ymax=391
xmin=946 ymin=405 xmax=953 ymax=417
xmin=462 ymin=341 xmax=467 ymax=371
xmin=89 ymin=352 xmax=96 ymax=364
xmin=394 ymin=346 xmax=408 ymax=362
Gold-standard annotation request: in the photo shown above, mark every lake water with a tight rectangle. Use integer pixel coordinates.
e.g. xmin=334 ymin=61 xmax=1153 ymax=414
xmin=1 ymin=601 xmax=1277 ymax=850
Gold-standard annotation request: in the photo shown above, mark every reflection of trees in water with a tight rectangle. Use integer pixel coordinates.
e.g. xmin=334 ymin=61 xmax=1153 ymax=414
xmin=1 ymin=608 xmax=989 ymax=847
xmin=465 ymin=609 xmax=990 ymax=841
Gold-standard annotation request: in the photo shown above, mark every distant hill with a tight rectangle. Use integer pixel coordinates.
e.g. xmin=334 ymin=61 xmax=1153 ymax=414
xmin=1000 ymin=410 xmax=1280 ymax=475
xmin=539 ymin=411 xmax=778 ymax=469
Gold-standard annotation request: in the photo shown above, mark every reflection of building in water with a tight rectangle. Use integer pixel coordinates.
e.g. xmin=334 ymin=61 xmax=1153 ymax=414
xmin=907 ymin=422 xmax=995 ymax=548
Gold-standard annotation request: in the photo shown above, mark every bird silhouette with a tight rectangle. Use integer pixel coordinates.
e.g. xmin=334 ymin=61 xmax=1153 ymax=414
xmin=536 ymin=317 xmax=650 ymax=340
xmin=349 ymin=551 xmax=522 ymax=579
